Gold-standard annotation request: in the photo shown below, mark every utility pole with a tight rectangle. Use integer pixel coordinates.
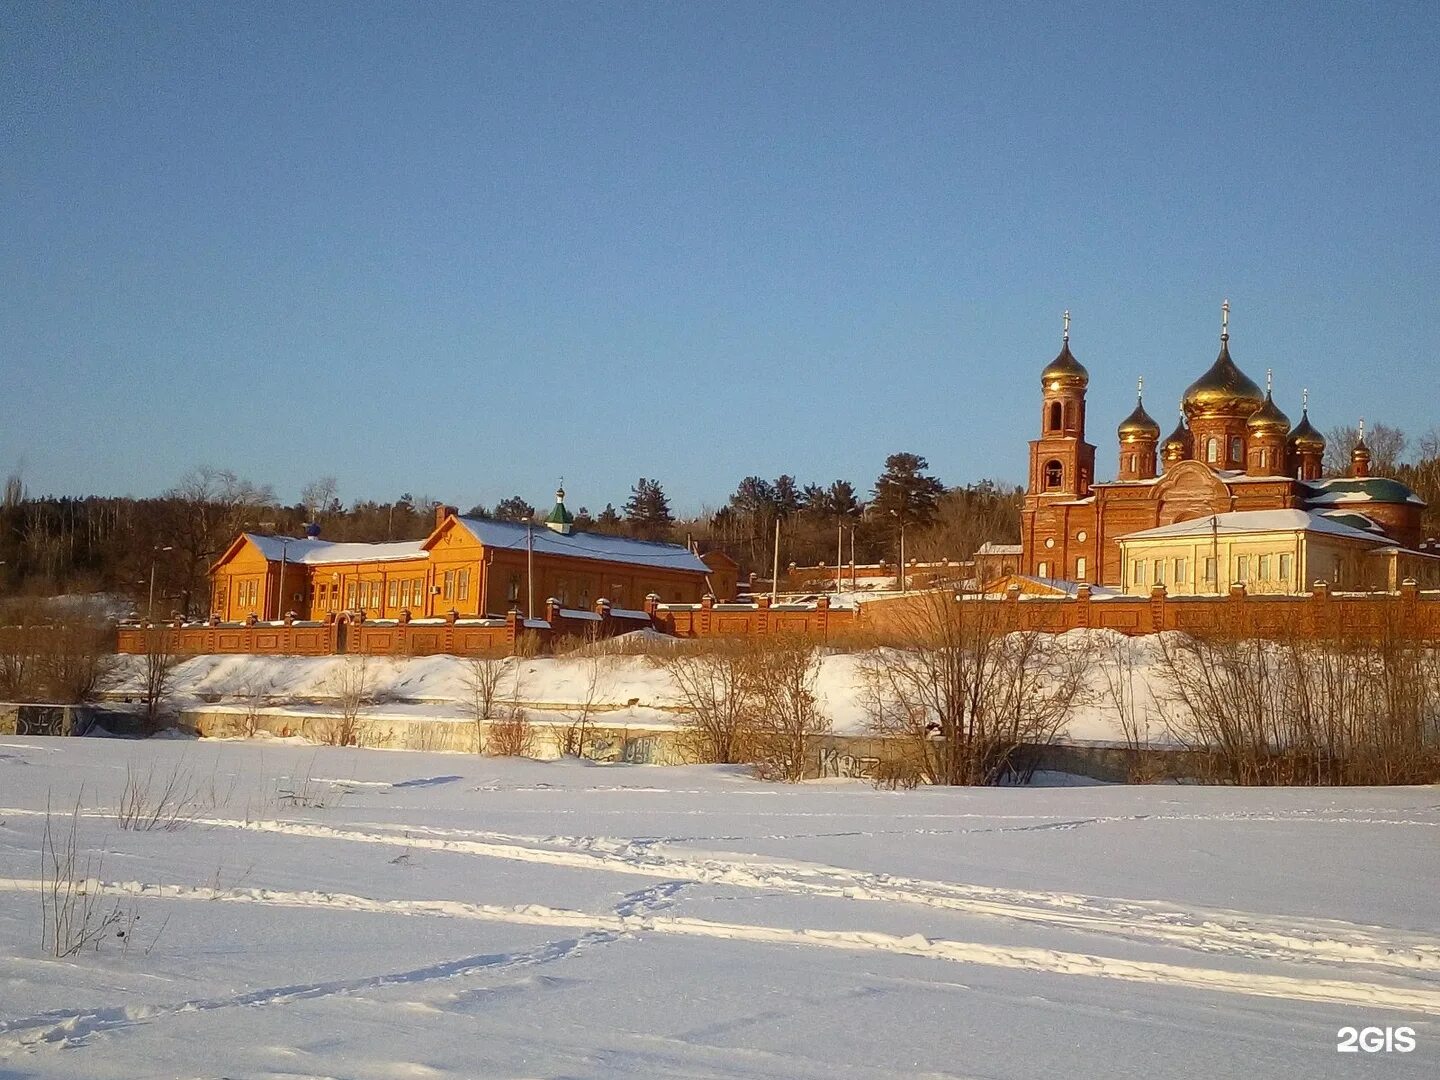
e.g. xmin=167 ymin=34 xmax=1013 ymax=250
xmin=771 ymin=517 xmax=781 ymax=603
xmin=835 ymin=520 xmax=843 ymax=596
xmin=272 ymin=538 xmax=291 ymax=621
xmin=148 ymin=545 xmax=173 ymax=621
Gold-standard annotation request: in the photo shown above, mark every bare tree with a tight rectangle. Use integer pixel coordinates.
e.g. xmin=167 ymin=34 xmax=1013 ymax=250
xmin=555 ymin=654 xmax=606 ymax=757
xmin=745 ymin=637 xmax=831 ymax=782
xmin=860 ymin=588 xmax=1084 ymax=785
xmin=1095 ymin=632 xmax=1165 ymax=781
xmin=663 ymin=642 xmax=756 ymax=764
xmin=462 ymin=653 xmax=509 ymax=753
xmin=162 ymin=466 xmax=276 ymax=615
xmin=1324 ymin=423 xmax=1406 ymax=476
xmin=300 ymin=476 xmax=339 ymax=520
xmin=324 ymin=656 xmax=372 ymax=746
xmin=487 ymin=665 xmax=534 ymax=757
xmin=141 ymin=627 xmax=177 ymax=734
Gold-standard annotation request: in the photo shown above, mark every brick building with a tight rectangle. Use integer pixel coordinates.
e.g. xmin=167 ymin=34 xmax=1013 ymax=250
xmin=1019 ymin=305 xmax=1433 ymax=593
xmin=210 ymin=490 xmax=738 ymax=622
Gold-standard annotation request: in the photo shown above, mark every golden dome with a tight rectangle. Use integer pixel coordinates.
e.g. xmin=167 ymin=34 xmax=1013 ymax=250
xmin=1160 ymin=416 xmax=1191 ymax=455
xmin=1287 ymin=409 xmax=1325 ymax=451
xmin=1117 ymin=397 xmax=1161 ymax=441
xmin=1040 ymin=338 xmax=1088 ymax=390
xmin=1246 ymin=392 xmax=1291 ymax=435
xmin=1182 ymin=338 xmax=1266 ymax=418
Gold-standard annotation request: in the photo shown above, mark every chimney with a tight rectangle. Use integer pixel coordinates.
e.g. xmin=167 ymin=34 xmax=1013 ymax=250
xmin=435 ymin=504 xmax=458 ymax=530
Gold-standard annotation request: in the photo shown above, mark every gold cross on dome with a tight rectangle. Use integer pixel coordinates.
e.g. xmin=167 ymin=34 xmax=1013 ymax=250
xmin=1221 ymin=299 xmax=1230 ymax=338
xmin=1062 ymin=310 xmax=1070 ymax=341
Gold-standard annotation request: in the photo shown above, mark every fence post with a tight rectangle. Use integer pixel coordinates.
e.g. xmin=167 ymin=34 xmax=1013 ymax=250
xmin=506 ymin=607 xmax=521 ymax=653
xmin=699 ymin=593 xmax=714 ymax=638
xmin=1149 ymin=583 xmax=1167 ymax=632
xmin=758 ymin=594 xmax=772 ymax=635
xmin=1075 ymin=582 xmax=1091 ymax=629
xmin=816 ymin=594 xmax=830 ymax=639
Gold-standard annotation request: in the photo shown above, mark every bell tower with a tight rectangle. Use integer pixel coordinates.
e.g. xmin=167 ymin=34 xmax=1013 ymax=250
xmin=1021 ymin=312 xmax=1097 ymax=579
xmin=1027 ymin=311 xmax=1095 ymax=501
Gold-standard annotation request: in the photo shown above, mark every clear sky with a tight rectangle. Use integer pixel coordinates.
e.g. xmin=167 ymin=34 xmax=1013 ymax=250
xmin=4 ymin=1 xmax=1438 ymax=514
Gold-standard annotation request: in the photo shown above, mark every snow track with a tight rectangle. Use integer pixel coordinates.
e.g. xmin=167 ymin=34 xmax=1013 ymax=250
xmin=174 ymin=813 xmax=1440 ymax=976
xmin=2 ymin=875 xmax=1438 ymax=1040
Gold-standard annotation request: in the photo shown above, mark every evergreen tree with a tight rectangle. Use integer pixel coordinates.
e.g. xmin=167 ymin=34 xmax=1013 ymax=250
xmin=594 ymin=503 xmax=623 ymax=533
xmin=492 ymin=496 xmax=536 ymax=523
xmin=772 ymin=475 xmax=801 ymax=519
xmin=872 ymin=453 xmax=945 ymax=534
xmin=623 ymin=479 xmax=674 ymax=541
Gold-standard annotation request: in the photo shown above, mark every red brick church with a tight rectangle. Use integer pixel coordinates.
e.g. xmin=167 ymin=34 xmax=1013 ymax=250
xmin=1019 ymin=304 xmax=1431 ymax=593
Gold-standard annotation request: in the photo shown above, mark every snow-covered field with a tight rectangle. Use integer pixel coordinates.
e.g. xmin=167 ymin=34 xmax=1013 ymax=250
xmin=1 ymin=738 xmax=1437 ymax=1078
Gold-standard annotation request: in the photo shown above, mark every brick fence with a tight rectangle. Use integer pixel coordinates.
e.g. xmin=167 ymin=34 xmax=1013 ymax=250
xmin=655 ymin=595 xmax=861 ymax=640
xmin=864 ymin=580 xmax=1440 ymax=640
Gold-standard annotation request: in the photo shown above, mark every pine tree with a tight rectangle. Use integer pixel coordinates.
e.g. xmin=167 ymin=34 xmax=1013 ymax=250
xmin=624 ymin=479 xmax=673 ymax=541
xmin=872 ymin=453 xmax=944 ymax=533
xmin=493 ymin=496 xmax=536 ymax=523
xmin=595 ymin=503 xmax=623 ymax=534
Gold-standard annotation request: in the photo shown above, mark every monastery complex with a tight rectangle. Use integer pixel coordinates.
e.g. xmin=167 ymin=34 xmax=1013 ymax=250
xmin=1010 ymin=304 xmax=1437 ymax=595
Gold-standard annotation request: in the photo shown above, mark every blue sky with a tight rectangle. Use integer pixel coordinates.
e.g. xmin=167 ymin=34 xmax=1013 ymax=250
xmin=4 ymin=1 xmax=1438 ymax=514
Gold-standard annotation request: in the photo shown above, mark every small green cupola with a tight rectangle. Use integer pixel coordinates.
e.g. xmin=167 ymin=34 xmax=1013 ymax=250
xmin=544 ymin=486 xmax=575 ymax=534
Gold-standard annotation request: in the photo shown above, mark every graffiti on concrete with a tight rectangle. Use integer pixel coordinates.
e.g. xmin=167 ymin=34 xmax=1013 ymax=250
xmin=817 ymin=746 xmax=879 ymax=779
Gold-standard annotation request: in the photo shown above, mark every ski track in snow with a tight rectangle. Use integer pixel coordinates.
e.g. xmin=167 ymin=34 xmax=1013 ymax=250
xmin=166 ymin=812 xmax=1440 ymax=976
xmin=0 ymin=880 xmax=688 ymax=1053
xmin=3 ymin=874 xmax=1439 ymax=1047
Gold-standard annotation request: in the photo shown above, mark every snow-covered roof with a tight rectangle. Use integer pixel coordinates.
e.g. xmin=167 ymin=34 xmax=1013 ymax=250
xmin=450 ymin=517 xmax=710 ymax=574
xmin=1117 ymin=509 xmax=1392 ymax=546
xmin=1304 ymin=476 xmax=1426 ymax=507
xmin=244 ymin=534 xmax=426 ymax=565
xmin=974 ymin=542 xmax=1022 ymax=556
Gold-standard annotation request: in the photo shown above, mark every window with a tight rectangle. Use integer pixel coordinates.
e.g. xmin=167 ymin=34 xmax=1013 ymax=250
xmin=507 ymin=574 xmax=520 ymax=603
xmin=346 ymin=582 xmax=358 ymax=609
xmin=557 ymin=578 xmax=570 ymax=606
xmin=1258 ymin=448 xmax=1268 ymax=470
xmin=1048 ymin=401 xmax=1062 ymax=431
xmin=1204 ymin=557 xmax=1217 ymax=584
xmin=1134 ymin=560 xmax=1146 ymax=586
xmin=443 ymin=570 xmax=456 ymax=600
xmin=458 ymin=568 xmax=470 ymax=601
xmin=1043 ymin=460 xmax=1063 ymax=490
xmin=1206 ymin=438 xmax=1219 ymax=464
xmin=1037 ymin=561 xmax=1049 ymax=578
xmin=1075 ymin=557 xmax=1086 ymax=580
xmin=1258 ymin=554 xmax=1272 ymax=581
xmin=1154 ymin=559 xmax=1165 ymax=584
xmin=1174 ymin=558 xmax=1186 ymax=584
xmin=388 ymin=580 xmax=399 ymax=609
xmin=1236 ymin=555 xmax=1249 ymax=583
xmin=1279 ymin=553 xmax=1293 ymax=581
xmin=1230 ymin=437 xmax=1243 ymax=464
xmin=400 ymin=580 xmax=411 ymax=610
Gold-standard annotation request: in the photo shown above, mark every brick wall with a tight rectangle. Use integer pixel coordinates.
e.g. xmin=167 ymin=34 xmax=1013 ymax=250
xmin=653 ymin=595 xmax=861 ymax=640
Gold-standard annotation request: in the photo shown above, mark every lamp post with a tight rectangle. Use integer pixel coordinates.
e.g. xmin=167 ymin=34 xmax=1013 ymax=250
xmin=148 ymin=546 xmax=173 ymax=621
xmin=889 ymin=510 xmax=909 ymax=593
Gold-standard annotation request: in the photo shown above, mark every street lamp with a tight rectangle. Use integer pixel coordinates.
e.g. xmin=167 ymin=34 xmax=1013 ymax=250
xmin=273 ymin=536 xmax=294 ymax=621
xmin=148 ymin=546 xmax=173 ymax=621
xmin=889 ymin=510 xmax=910 ymax=593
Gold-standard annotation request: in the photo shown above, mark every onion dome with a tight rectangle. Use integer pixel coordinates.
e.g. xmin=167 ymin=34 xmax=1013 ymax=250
xmin=1182 ymin=301 xmax=1265 ymax=419
xmin=544 ymin=486 xmax=575 ymax=534
xmin=1287 ymin=407 xmax=1325 ymax=452
xmin=1161 ymin=416 xmax=1191 ymax=455
xmin=1246 ymin=392 xmax=1291 ymax=435
xmin=1117 ymin=381 xmax=1161 ymax=441
xmin=1040 ymin=311 xmax=1088 ymax=389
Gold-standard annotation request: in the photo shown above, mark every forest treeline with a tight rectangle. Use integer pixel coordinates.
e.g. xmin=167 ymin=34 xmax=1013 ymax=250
xmin=4 ymin=423 xmax=1437 ymax=617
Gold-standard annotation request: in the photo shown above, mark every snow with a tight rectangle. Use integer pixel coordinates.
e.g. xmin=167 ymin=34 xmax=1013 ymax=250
xmin=0 ymin=740 xmax=1437 ymax=1078
xmin=1119 ymin=508 xmax=1394 ymax=545
xmin=244 ymin=533 xmax=427 ymax=565
xmin=454 ymin=517 xmax=712 ymax=573
xmin=99 ymin=631 xmax=1191 ymax=744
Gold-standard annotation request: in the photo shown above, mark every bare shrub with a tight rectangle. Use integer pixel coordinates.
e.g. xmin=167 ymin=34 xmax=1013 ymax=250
xmin=40 ymin=795 xmax=139 ymax=958
xmin=486 ymin=666 xmax=534 ymax=757
xmin=871 ymin=755 xmax=923 ymax=790
xmin=662 ymin=641 xmax=756 ymax=764
xmin=513 ymin=630 xmax=544 ymax=658
xmin=860 ymin=589 xmax=1088 ymax=785
xmin=41 ymin=616 xmax=116 ymax=703
xmin=463 ymin=653 xmax=509 ymax=753
xmin=487 ymin=707 xmax=536 ymax=757
xmin=745 ymin=637 xmax=831 ymax=782
xmin=238 ymin=674 xmax=270 ymax=738
xmin=324 ymin=656 xmax=372 ymax=746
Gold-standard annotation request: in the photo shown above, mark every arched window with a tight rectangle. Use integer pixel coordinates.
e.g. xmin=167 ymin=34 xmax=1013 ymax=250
xmin=1043 ymin=459 xmax=1063 ymax=490
xmin=1206 ymin=437 xmax=1219 ymax=464
xmin=1048 ymin=401 xmax=1062 ymax=431
xmin=1230 ymin=437 xmax=1243 ymax=464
